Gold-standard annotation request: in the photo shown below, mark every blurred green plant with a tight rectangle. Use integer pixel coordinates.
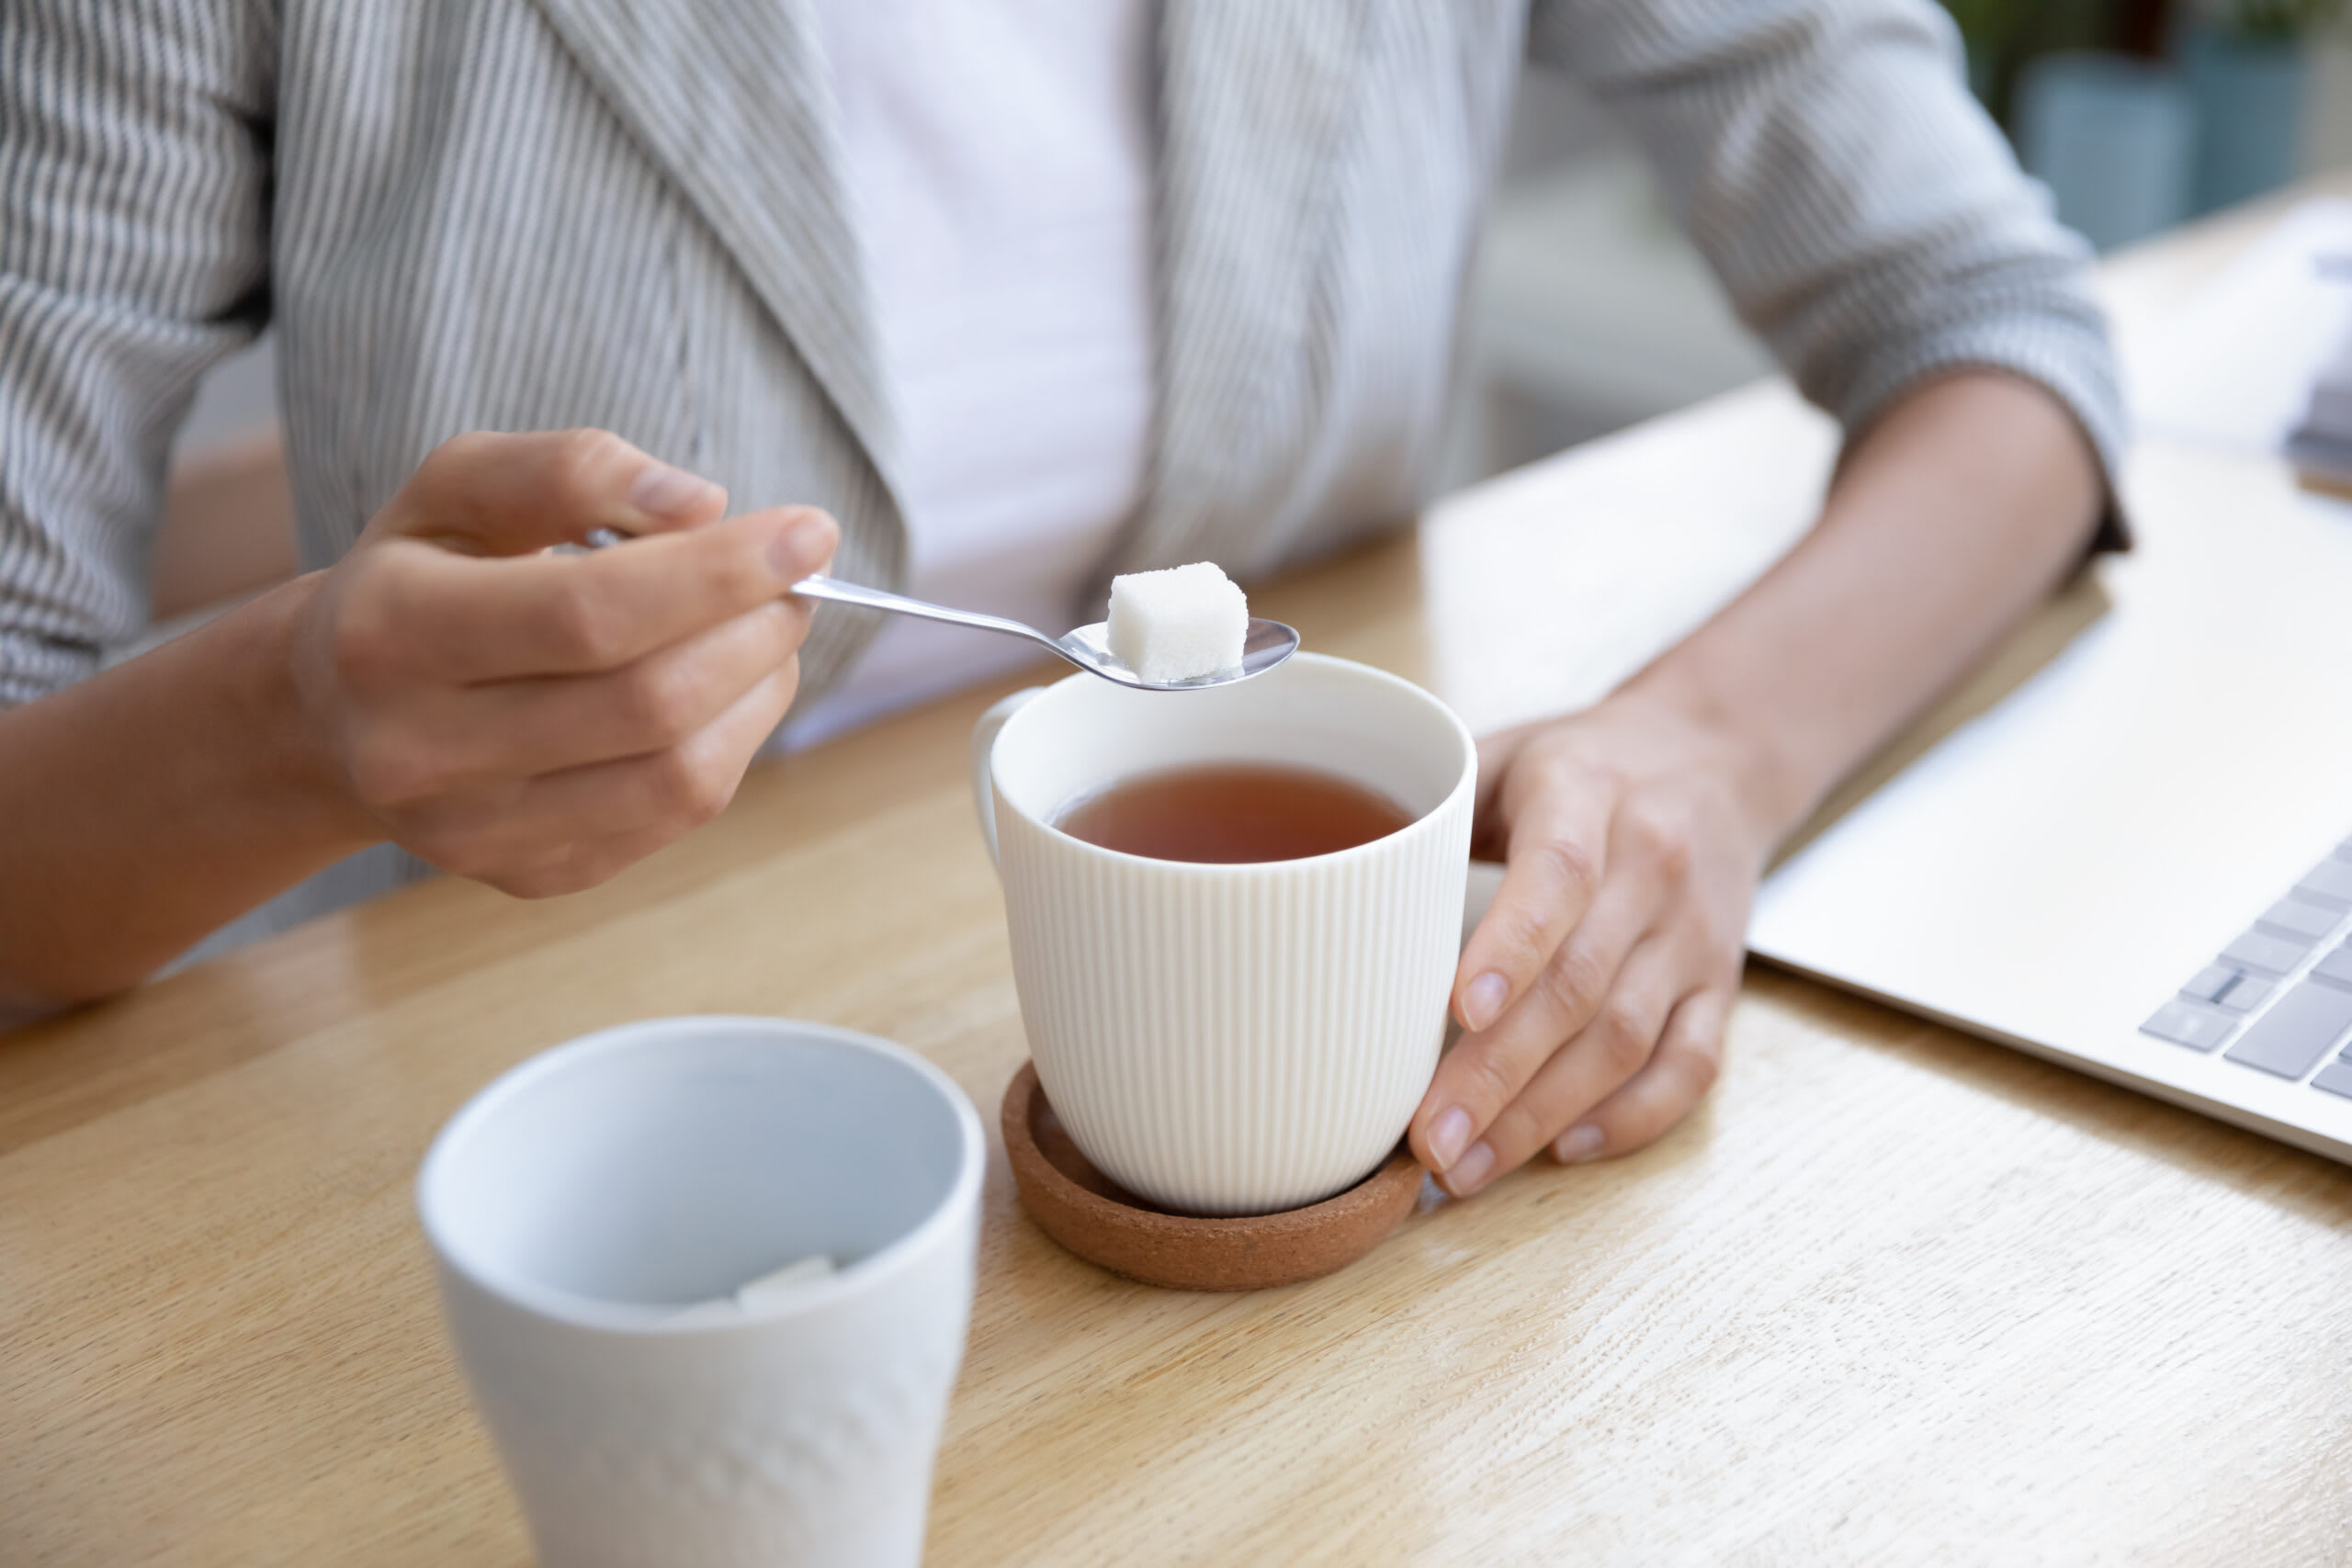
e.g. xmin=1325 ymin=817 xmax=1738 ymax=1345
xmin=1940 ymin=0 xmax=2121 ymax=50
xmin=1937 ymin=0 xmax=2132 ymax=123
xmin=1940 ymin=0 xmax=2035 ymax=51
xmin=2219 ymin=0 xmax=2345 ymax=38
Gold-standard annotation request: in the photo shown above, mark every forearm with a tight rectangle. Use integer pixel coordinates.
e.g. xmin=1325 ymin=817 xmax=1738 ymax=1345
xmin=0 ymin=576 xmax=373 ymax=1008
xmin=1622 ymin=371 xmax=2106 ymax=852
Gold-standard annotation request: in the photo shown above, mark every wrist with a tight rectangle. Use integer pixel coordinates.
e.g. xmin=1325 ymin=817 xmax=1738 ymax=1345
xmin=0 ymin=573 xmax=381 ymax=1004
xmin=1608 ymin=667 xmax=1815 ymax=858
xmin=219 ymin=573 xmax=381 ymax=852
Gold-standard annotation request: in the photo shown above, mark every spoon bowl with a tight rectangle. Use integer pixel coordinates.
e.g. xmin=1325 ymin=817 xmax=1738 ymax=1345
xmin=1052 ymin=617 xmax=1299 ymax=691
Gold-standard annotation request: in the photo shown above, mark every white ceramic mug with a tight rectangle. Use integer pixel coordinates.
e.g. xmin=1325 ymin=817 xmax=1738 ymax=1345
xmin=416 ymin=1017 xmax=984 ymax=1568
xmin=973 ymin=652 xmax=1476 ymax=1216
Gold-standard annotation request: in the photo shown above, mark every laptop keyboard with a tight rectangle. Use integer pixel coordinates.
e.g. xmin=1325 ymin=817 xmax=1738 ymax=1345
xmin=2141 ymin=835 xmax=2352 ymax=1099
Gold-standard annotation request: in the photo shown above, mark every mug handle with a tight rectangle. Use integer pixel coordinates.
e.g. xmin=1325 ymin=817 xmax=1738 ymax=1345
xmin=970 ymin=687 xmax=1046 ymax=872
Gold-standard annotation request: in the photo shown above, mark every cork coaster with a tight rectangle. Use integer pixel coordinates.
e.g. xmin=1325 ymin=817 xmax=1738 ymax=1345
xmin=1000 ymin=1061 xmax=1424 ymax=1292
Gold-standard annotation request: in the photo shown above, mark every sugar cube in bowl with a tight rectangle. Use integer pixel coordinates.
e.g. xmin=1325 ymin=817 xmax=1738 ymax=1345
xmin=1105 ymin=562 xmax=1249 ymax=684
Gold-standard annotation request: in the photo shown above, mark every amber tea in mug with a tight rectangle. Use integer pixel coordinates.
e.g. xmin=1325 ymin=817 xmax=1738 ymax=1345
xmin=1052 ymin=761 xmax=1413 ymax=864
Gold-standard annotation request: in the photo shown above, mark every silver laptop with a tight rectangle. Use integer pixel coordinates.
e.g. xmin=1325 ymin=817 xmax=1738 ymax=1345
xmin=1752 ymin=197 xmax=2352 ymax=1165
xmin=1749 ymin=433 xmax=2352 ymax=1165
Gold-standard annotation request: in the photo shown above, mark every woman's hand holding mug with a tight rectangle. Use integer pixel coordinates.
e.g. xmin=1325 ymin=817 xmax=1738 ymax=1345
xmin=1412 ymin=694 xmax=1772 ymax=1194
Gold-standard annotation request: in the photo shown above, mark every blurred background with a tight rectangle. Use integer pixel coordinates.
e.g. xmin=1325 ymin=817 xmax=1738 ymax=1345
xmin=170 ymin=0 xmax=2352 ymax=551
xmin=1439 ymin=0 xmax=2352 ymax=486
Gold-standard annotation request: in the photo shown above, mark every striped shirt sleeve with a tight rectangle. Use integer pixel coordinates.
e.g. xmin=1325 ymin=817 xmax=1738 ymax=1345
xmin=1529 ymin=0 xmax=2129 ymax=533
xmin=0 ymin=1 xmax=277 ymax=707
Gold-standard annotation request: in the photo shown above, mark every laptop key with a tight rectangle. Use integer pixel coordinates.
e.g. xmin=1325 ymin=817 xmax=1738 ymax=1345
xmin=2141 ymin=1000 xmax=2236 ymax=1053
xmin=2179 ymin=964 xmax=2239 ymax=1003
xmin=2215 ymin=975 xmax=2273 ymax=1013
xmin=2222 ymin=930 xmax=2313 ymax=976
xmin=2256 ymin=897 xmax=2342 ymax=942
xmin=2222 ymin=979 xmax=2352 ymax=1079
xmin=2294 ymin=857 xmax=2352 ymax=910
xmin=2310 ymin=1062 xmax=2352 ymax=1100
xmin=2312 ymin=943 xmax=2352 ymax=990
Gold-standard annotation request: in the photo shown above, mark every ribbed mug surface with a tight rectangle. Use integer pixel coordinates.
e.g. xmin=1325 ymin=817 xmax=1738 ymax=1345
xmin=979 ymin=655 xmax=1476 ymax=1215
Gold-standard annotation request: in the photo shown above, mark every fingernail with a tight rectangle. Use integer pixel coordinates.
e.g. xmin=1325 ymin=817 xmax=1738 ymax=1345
xmin=1462 ymin=971 xmax=1509 ymax=1032
xmin=1427 ymin=1106 xmax=1472 ymax=1170
xmin=629 ymin=460 xmax=722 ymax=519
xmin=1443 ymin=1140 xmax=1496 ymax=1195
xmin=771 ymin=512 xmax=839 ymax=579
xmin=1554 ymin=1124 xmax=1605 ymax=1164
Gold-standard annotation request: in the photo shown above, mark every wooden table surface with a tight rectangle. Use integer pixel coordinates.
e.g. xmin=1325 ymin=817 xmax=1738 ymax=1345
xmin=7 ymin=189 xmax=2352 ymax=1568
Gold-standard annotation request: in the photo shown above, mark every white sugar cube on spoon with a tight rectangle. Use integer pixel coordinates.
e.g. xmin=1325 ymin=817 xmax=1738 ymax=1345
xmin=1105 ymin=562 xmax=1249 ymax=684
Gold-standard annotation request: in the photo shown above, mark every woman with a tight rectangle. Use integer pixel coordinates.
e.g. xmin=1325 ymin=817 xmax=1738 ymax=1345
xmin=0 ymin=0 xmax=2118 ymax=1197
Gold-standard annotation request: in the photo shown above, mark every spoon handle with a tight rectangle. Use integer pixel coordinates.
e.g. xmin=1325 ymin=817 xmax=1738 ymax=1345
xmin=787 ymin=574 xmax=1065 ymax=657
xmin=577 ymin=531 xmax=1072 ymax=663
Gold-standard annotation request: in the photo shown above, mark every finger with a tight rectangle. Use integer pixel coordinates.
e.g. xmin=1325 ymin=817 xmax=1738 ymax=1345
xmin=399 ymin=660 xmax=800 ymax=885
xmin=508 ymin=657 xmax=799 ymax=846
xmin=1435 ymin=934 xmax=1690 ymax=1197
xmin=1468 ymin=725 xmax=1537 ymax=854
xmin=362 ymin=599 xmax=811 ymax=795
xmin=471 ymin=820 xmax=680 ymax=901
xmin=390 ymin=429 xmax=729 ymax=555
xmin=1413 ymin=867 xmax=1659 ymax=1178
xmin=352 ymin=506 xmax=837 ymax=682
xmin=1452 ymin=774 xmax=1612 ymax=1035
xmin=1548 ymin=988 xmax=1729 ymax=1166
xmin=482 ymin=596 xmax=814 ymax=768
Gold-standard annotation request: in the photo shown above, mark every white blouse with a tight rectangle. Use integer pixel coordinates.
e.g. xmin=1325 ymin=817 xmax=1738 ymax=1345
xmin=784 ymin=0 xmax=1159 ymax=748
